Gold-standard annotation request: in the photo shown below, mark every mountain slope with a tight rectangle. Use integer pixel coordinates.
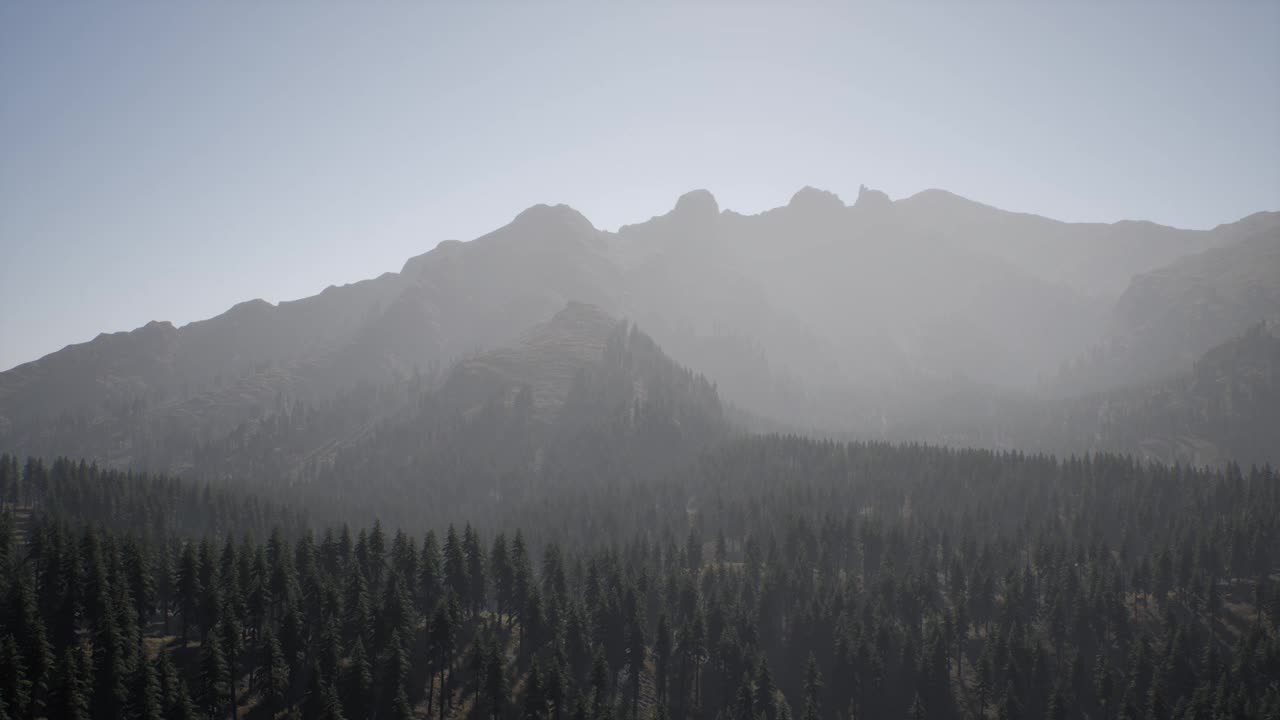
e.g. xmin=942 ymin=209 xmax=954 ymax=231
xmin=1057 ymin=212 xmax=1280 ymax=392
xmin=188 ymin=302 xmax=727 ymax=529
xmin=0 ymin=186 xmax=1271 ymax=467
xmin=894 ymin=188 xmax=1228 ymax=297
xmin=890 ymin=324 xmax=1280 ymax=467
xmin=437 ymin=301 xmax=619 ymax=419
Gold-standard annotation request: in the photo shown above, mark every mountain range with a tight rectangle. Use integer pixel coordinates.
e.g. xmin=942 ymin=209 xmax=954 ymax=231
xmin=1 ymin=185 xmax=1277 ymax=472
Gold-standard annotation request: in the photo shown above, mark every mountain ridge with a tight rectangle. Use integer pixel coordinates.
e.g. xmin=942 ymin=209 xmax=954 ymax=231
xmin=2 ymin=185 xmax=1274 ymax=468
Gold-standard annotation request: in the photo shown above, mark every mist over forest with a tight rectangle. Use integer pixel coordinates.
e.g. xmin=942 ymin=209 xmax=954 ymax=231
xmin=3 ymin=184 xmax=1278 ymax=720
xmin=2 ymin=3 xmax=1279 ymax=719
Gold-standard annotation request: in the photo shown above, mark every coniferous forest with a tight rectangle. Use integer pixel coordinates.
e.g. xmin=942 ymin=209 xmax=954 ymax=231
xmin=5 ymin=5 xmax=1280 ymax=719
xmin=2 ymin=441 xmax=1277 ymax=720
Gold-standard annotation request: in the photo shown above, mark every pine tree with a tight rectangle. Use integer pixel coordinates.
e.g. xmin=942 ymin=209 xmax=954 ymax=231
xmin=0 ymin=634 xmax=32 ymax=718
xmin=686 ymin=528 xmax=703 ymax=573
xmin=376 ymin=573 xmax=413 ymax=655
xmin=304 ymin=662 xmax=329 ymax=719
xmin=654 ymin=613 xmax=672 ymax=708
xmin=123 ymin=536 xmax=157 ymax=627
xmin=430 ymin=599 xmax=457 ymax=718
xmin=129 ymin=649 xmax=164 ymax=720
xmin=545 ymin=661 xmax=566 ymax=720
xmin=626 ymin=612 xmax=645 ymax=719
xmin=176 ymin=544 xmax=203 ymax=645
xmin=341 ymin=637 xmax=374 ymax=719
xmin=419 ymin=530 xmax=443 ymax=616
xmin=262 ymin=630 xmax=291 ymax=717
xmin=156 ymin=649 xmax=198 ymax=720
xmin=48 ymin=647 xmax=90 ymax=720
xmin=343 ymin=571 xmax=374 ymax=651
xmin=219 ymin=606 xmax=244 ymax=714
xmin=443 ymin=527 xmax=468 ymax=612
xmin=756 ymin=658 xmax=778 ymax=720
xmin=7 ymin=570 xmax=52 ymax=712
xmin=199 ymin=628 xmax=230 ymax=720
xmin=91 ymin=621 xmax=130 ymax=720
xmin=525 ymin=659 xmax=546 ymax=719
xmin=907 ymin=693 xmax=926 ymax=720
xmin=591 ymin=647 xmax=611 ymax=714
xmin=377 ymin=630 xmax=410 ymax=719
xmin=486 ymin=642 xmax=507 ymax=719
xmin=801 ymin=654 xmax=822 ymax=720
xmin=491 ymin=532 xmax=514 ymax=625
xmin=464 ymin=524 xmax=488 ymax=618
xmin=389 ymin=685 xmax=414 ymax=720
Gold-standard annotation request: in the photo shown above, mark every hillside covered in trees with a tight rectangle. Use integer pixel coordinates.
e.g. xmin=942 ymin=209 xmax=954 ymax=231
xmin=2 ymin=437 xmax=1278 ymax=719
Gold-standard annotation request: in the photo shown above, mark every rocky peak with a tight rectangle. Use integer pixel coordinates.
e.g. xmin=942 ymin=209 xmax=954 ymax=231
xmin=671 ymin=189 xmax=720 ymax=219
xmin=853 ymin=184 xmax=893 ymax=213
xmin=511 ymin=203 xmax=597 ymax=235
xmin=788 ymin=186 xmax=845 ymax=212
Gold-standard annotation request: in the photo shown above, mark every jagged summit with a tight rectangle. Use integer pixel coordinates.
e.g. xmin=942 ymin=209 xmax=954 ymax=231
xmin=4 ymin=179 xmax=1268 ymax=470
xmin=91 ymin=319 xmax=176 ymax=343
xmin=788 ymin=186 xmax=845 ymax=212
xmin=852 ymin=184 xmax=893 ymax=212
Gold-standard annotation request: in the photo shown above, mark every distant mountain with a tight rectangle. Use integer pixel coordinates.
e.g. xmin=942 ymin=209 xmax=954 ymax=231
xmin=1057 ymin=212 xmax=1280 ymax=393
xmin=892 ymin=324 xmax=1280 ymax=467
xmin=188 ymin=303 xmax=726 ymax=529
xmin=893 ymin=189 xmax=1229 ymax=298
xmin=0 ymin=186 xmax=1271 ymax=469
xmin=1056 ymin=322 xmax=1280 ymax=467
xmin=437 ymin=301 xmax=620 ymax=419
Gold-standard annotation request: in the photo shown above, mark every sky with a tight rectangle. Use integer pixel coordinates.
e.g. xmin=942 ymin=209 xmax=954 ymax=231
xmin=1 ymin=2 xmax=1278 ymax=372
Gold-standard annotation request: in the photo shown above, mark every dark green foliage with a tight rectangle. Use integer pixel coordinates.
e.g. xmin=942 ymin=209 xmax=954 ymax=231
xmin=198 ymin=629 xmax=229 ymax=720
xmin=0 ymin=634 xmax=32 ymax=718
xmin=1 ymin=439 xmax=1278 ymax=718
xmin=129 ymin=650 xmax=163 ymax=720
xmin=262 ymin=630 xmax=291 ymax=715
xmin=155 ymin=649 xmax=197 ymax=720
xmin=48 ymin=647 xmax=90 ymax=720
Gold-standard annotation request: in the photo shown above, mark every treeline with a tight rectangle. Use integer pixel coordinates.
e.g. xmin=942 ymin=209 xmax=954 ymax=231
xmin=0 ymin=455 xmax=307 ymax=545
xmin=1 ymin=439 xmax=1279 ymax=718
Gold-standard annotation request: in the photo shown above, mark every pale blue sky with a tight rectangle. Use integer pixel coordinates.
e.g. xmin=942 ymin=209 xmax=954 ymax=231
xmin=2 ymin=2 xmax=1277 ymax=371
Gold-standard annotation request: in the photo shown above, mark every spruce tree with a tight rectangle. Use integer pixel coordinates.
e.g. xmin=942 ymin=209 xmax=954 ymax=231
xmin=262 ymin=630 xmax=291 ymax=717
xmin=0 ymin=634 xmax=33 ymax=719
xmin=801 ymin=654 xmax=822 ymax=720
xmin=199 ymin=628 xmax=229 ymax=720
xmin=129 ymin=650 xmax=164 ymax=720
xmin=48 ymin=647 xmax=90 ymax=720
xmin=341 ymin=637 xmax=374 ymax=719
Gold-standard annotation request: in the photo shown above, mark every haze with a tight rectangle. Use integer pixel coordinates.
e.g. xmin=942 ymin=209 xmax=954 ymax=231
xmin=3 ymin=1 xmax=1278 ymax=372
xmin=4 ymin=5 xmax=1280 ymax=720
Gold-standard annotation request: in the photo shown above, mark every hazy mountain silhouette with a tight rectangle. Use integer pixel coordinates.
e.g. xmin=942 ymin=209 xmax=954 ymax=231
xmin=181 ymin=303 xmax=726 ymax=528
xmin=1 ymin=186 xmax=1272 ymax=467
xmin=895 ymin=323 xmax=1280 ymax=467
xmin=1056 ymin=212 xmax=1280 ymax=393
